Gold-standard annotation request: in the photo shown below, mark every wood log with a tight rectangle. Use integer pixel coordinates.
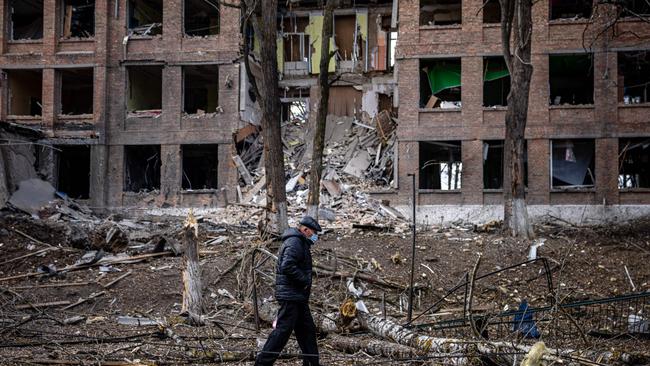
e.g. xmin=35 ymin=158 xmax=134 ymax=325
xmin=181 ymin=212 xmax=204 ymax=325
xmin=327 ymin=334 xmax=421 ymax=359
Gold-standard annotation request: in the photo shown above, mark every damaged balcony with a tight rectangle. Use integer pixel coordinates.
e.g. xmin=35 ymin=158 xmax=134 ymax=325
xmin=128 ymin=0 xmax=162 ymax=37
xmin=419 ymin=141 xmax=462 ymax=192
xmin=182 ymin=65 xmax=219 ymax=121
xmin=619 ymin=138 xmax=650 ymax=190
xmin=60 ymin=0 xmax=95 ymax=40
xmin=181 ymin=144 xmax=218 ymax=192
xmin=126 ymin=65 xmax=163 ymax=122
xmin=57 ymin=68 xmax=94 ymax=128
xmin=334 ymin=12 xmax=368 ymax=73
xmin=55 ymin=145 xmax=91 ymax=200
xmin=420 ymin=58 xmax=461 ymax=111
xmin=6 ymin=69 xmax=43 ymax=123
xmin=184 ymin=0 xmax=219 ymax=37
xmin=551 ymin=139 xmax=595 ymax=191
xmin=123 ymin=145 xmax=161 ymax=193
xmin=9 ymin=0 xmax=43 ymax=42
xmin=420 ymin=0 xmax=461 ymax=26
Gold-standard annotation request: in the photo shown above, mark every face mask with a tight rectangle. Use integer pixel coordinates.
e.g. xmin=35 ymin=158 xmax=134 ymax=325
xmin=310 ymin=234 xmax=318 ymax=243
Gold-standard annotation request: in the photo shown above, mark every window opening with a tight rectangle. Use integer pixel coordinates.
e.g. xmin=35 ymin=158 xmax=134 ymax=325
xmin=618 ymin=51 xmax=650 ymax=104
xmin=420 ymin=0 xmax=462 ymax=26
xmin=549 ymin=0 xmax=592 ymax=20
xmin=127 ymin=65 xmax=163 ymax=117
xmin=483 ymin=140 xmax=528 ymax=189
xmin=621 ymin=0 xmax=650 ymax=17
xmin=55 ymin=145 xmax=90 ymax=199
xmin=619 ymin=138 xmax=650 ymax=189
xmin=7 ymin=70 xmax=43 ymax=116
xmin=419 ymin=141 xmax=462 ymax=190
xmin=10 ymin=0 xmax=44 ymax=40
xmin=62 ymin=0 xmax=95 ymax=38
xmin=60 ymin=68 xmax=93 ymax=115
xmin=124 ymin=145 xmax=161 ymax=192
xmin=483 ymin=0 xmax=501 ymax=23
xmin=420 ymin=58 xmax=461 ymax=109
xmin=184 ymin=0 xmax=219 ymax=36
xmin=483 ymin=57 xmax=510 ymax=107
xmin=182 ymin=144 xmax=219 ymax=190
xmin=549 ymin=54 xmax=594 ymax=105
xmin=551 ymin=139 xmax=595 ymax=188
xmin=128 ymin=0 xmax=162 ymax=36
xmin=183 ymin=65 xmax=219 ymax=115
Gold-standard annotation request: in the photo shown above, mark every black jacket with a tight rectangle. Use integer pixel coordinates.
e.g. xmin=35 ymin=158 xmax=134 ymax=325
xmin=275 ymin=228 xmax=313 ymax=302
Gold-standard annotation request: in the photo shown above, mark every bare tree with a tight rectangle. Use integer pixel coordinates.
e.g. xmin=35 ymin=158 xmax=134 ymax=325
xmin=306 ymin=0 xmax=338 ymax=219
xmin=499 ymin=0 xmax=534 ymax=238
xmin=241 ymin=0 xmax=288 ymax=233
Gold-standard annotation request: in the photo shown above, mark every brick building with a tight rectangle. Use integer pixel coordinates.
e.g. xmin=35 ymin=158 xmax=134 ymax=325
xmin=387 ymin=0 xmax=650 ymax=224
xmin=0 ymin=0 xmax=240 ymax=209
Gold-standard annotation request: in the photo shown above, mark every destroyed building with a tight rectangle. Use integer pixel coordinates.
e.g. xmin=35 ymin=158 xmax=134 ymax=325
xmin=389 ymin=0 xmax=650 ymax=224
xmin=0 ymin=1 xmax=239 ymax=209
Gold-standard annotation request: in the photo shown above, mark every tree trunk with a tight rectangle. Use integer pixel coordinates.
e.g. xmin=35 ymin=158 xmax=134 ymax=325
xmin=500 ymin=0 xmax=534 ymax=239
xmin=181 ymin=213 xmax=203 ymax=325
xmin=327 ymin=335 xmax=420 ymax=359
xmin=306 ymin=0 xmax=337 ymax=220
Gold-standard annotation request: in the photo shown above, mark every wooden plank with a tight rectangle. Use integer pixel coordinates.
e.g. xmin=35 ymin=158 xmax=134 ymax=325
xmin=16 ymin=301 xmax=71 ymax=310
xmin=63 ymin=6 xmax=73 ymax=38
xmin=232 ymin=155 xmax=253 ymax=186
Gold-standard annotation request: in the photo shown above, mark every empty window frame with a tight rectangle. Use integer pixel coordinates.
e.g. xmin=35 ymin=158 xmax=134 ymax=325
xmin=419 ymin=141 xmax=462 ymax=190
xmin=59 ymin=68 xmax=93 ymax=115
xmin=127 ymin=66 xmax=163 ymax=113
xmin=128 ymin=0 xmax=162 ymax=36
xmin=335 ymin=15 xmax=357 ymax=61
xmin=184 ymin=0 xmax=219 ymax=36
xmin=483 ymin=140 xmax=528 ymax=189
xmin=182 ymin=144 xmax=218 ymax=190
xmin=282 ymin=17 xmax=310 ymax=62
xmin=551 ymin=139 xmax=595 ymax=189
xmin=420 ymin=58 xmax=461 ymax=108
xmin=483 ymin=57 xmax=510 ymax=107
xmin=9 ymin=0 xmax=44 ymax=40
xmin=7 ymin=69 xmax=43 ymax=116
xmin=619 ymin=138 xmax=650 ymax=189
xmin=549 ymin=0 xmax=592 ymax=20
xmin=483 ymin=0 xmax=501 ymax=24
xmin=618 ymin=51 xmax=650 ymax=104
xmin=183 ymin=65 xmax=218 ymax=114
xmin=621 ymin=0 xmax=650 ymax=17
xmin=281 ymin=88 xmax=309 ymax=123
xmin=420 ymin=0 xmax=462 ymax=26
xmin=55 ymin=145 xmax=90 ymax=199
xmin=549 ymin=54 xmax=594 ymax=105
xmin=61 ymin=0 xmax=95 ymax=38
xmin=124 ymin=145 xmax=161 ymax=192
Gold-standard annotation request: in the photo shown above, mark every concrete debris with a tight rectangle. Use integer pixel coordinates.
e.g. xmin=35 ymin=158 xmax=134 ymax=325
xmin=8 ymin=179 xmax=56 ymax=217
xmin=116 ymin=316 xmax=160 ymax=326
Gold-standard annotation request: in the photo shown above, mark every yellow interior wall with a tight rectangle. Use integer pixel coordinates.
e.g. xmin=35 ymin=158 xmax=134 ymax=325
xmin=277 ymin=37 xmax=284 ymax=72
xmin=305 ymin=14 xmax=335 ymax=74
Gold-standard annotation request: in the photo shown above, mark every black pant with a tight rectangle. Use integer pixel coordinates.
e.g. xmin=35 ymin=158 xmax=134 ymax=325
xmin=255 ymin=300 xmax=319 ymax=366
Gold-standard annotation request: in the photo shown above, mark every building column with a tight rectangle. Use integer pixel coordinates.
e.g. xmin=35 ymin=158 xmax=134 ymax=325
xmin=218 ymin=143 xmax=237 ymax=206
xmin=527 ymin=138 xmax=550 ymax=205
xmin=42 ymin=68 xmax=57 ymax=134
xmin=461 ymin=139 xmax=483 ymax=204
xmin=161 ymin=144 xmax=181 ymax=205
xmin=162 ymin=66 xmax=182 ymax=129
xmin=595 ymin=138 xmax=619 ymax=205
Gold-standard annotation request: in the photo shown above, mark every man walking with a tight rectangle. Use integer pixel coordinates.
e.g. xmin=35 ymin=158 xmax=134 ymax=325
xmin=255 ymin=216 xmax=322 ymax=366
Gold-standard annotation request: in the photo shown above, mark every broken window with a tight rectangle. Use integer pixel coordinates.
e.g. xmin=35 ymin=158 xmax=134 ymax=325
xmin=9 ymin=0 xmax=43 ymax=40
xmin=483 ymin=57 xmax=510 ymax=107
xmin=183 ymin=65 xmax=218 ymax=114
xmin=124 ymin=145 xmax=161 ymax=192
xmin=483 ymin=140 xmax=528 ymax=189
xmin=61 ymin=0 xmax=95 ymax=38
xmin=184 ymin=0 xmax=219 ymax=36
xmin=55 ymin=145 xmax=90 ymax=199
xmin=619 ymin=138 xmax=650 ymax=189
xmin=483 ymin=0 xmax=501 ymax=23
xmin=335 ymin=15 xmax=357 ymax=61
xmin=59 ymin=68 xmax=93 ymax=115
xmin=7 ymin=69 xmax=43 ymax=116
xmin=128 ymin=0 xmax=162 ymax=36
xmin=551 ymin=139 xmax=595 ymax=189
xmin=282 ymin=16 xmax=309 ymax=62
xmin=618 ymin=51 xmax=650 ymax=104
xmin=549 ymin=54 xmax=594 ymax=105
xmin=420 ymin=0 xmax=462 ymax=26
xmin=549 ymin=0 xmax=592 ymax=20
xmin=182 ymin=144 xmax=218 ymax=190
xmin=621 ymin=0 xmax=650 ymax=17
xmin=419 ymin=141 xmax=462 ymax=190
xmin=127 ymin=66 xmax=163 ymax=115
xmin=420 ymin=58 xmax=461 ymax=109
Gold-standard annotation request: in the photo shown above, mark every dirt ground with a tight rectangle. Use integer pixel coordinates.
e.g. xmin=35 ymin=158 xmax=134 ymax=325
xmin=1 ymin=210 xmax=649 ymax=365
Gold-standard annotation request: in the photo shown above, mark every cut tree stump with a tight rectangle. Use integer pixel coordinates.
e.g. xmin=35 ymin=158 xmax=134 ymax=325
xmin=181 ymin=211 xmax=204 ymax=325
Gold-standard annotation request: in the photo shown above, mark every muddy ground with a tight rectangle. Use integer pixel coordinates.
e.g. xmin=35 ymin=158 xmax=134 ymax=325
xmin=1 ymin=211 xmax=649 ymax=365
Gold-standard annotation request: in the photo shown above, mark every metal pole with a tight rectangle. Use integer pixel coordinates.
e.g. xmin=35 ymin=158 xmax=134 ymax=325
xmin=251 ymin=249 xmax=260 ymax=331
xmin=407 ymin=173 xmax=416 ymax=324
